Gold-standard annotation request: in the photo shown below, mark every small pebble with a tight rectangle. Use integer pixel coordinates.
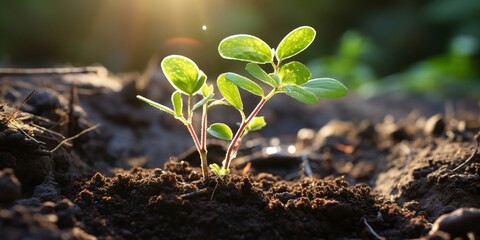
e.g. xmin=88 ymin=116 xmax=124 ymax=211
xmin=40 ymin=201 xmax=56 ymax=214
xmin=0 ymin=168 xmax=21 ymax=203
xmin=56 ymin=198 xmax=74 ymax=211
xmin=429 ymin=208 xmax=480 ymax=238
xmin=424 ymin=114 xmax=445 ymax=136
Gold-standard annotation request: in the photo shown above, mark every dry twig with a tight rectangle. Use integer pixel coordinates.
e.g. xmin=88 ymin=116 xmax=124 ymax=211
xmin=50 ymin=124 xmax=100 ymax=153
xmin=0 ymin=66 xmax=105 ymax=76
xmin=31 ymin=123 xmax=66 ymax=140
xmin=9 ymin=122 xmax=45 ymax=145
xmin=3 ymin=89 xmax=35 ymax=125
xmin=453 ymin=130 xmax=480 ymax=172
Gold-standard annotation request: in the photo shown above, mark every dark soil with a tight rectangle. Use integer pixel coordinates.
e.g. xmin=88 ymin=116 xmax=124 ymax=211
xmin=71 ymin=163 xmax=426 ymax=239
xmin=1 ymin=69 xmax=479 ymax=239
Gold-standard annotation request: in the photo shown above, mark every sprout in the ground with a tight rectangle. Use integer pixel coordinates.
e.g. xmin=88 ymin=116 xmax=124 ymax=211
xmin=137 ymin=26 xmax=348 ymax=178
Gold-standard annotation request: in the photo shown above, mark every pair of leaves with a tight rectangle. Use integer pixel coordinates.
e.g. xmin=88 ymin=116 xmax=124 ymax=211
xmin=161 ymin=55 xmax=206 ymax=95
xmin=245 ymin=59 xmax=311 ymax=87
xmin=283 ymin=78 xmax=348 ymax=104
xmin=207 ymin=116 xmax=266 ymax=141
xmin=216 ymin=72 xmax=264 ymax=112
xmin=142 ymin=55 xmax=211 ymax=119
xmin=209 ymin=163 xmax=229 ymax=176
xmin=218 ymin=26 xmax=316 ymax=64
xmin=137 ymin=89 xmax=213 ymax=121
xmin=218 ymin=26 xmax=316 ymax=91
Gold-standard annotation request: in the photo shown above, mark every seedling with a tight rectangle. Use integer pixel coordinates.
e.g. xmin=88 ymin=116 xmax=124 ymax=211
xmin=137 ymin=26 xmax=348 ymax=178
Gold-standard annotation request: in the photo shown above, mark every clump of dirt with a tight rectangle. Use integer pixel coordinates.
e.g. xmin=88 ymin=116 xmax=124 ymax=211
xmin=0 ymin=200 xmax=95 ymax=239
xmin=0 ymin=112 xmax=53 ymax=189
xmin=376 ymin=138 xmax=480 ymax=220
xmin=71 ymin=162 xmax=427 ymax=239
xmin=0 ymin=99 xmax=95 ymax=193
xmin=0 ymin=168 xmax=21 ymax=204
xmin=371 ymin=112 xmax=480 ymax=222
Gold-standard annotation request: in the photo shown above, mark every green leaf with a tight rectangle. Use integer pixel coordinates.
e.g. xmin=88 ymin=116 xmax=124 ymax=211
xmin=245 ymin=63 xmax=277 ymax=87
xmin=193 ymin=70 xmax=207 ymax=94
xmin=171 ymin=91 xmax=183 ymax=117
xmin=268 ymin=73 xmax=281 ymax=86
xmin=207 ymin=123 xmax=233 ymax=140
xmin=217 ymin=74 xmax=243 ymax=110
xmin=225 ymin=73 xmax=264 ymax=96
xmin=284 ymin=85 xmax=318 ymax=104
xmin=200 ymin=83 xmax=214 ymax=97
xmin=136 ymin=95 xmax=175 ymax=115
xmin=207 ymin=99 xmax=228 ymax=107
xmin=209 ymin=163 xmax=229 ymax=176
xmin=246 ymin=116 xmax=267 ymax=131
xmin=209 ymin=163 xmax=221 ymax=175
xmin=278 ymin=61 xmax=311 ymax=85
xmin=192 ymin=93 xmax=214 ymax=111
xmin=161 ymin=55 xmax=201 ymax=95
xmin=276 ymin=26 xmax=316 ymax=61
xmin=218 ymin=34 xmax=273 ymax=64
xmin=301 ymin=78 xmax=348 ymax=98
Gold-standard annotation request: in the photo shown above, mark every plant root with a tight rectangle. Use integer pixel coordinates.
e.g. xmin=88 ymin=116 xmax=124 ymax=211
xmin=363 ymin=217 xmax=385 ymax=240
xmin=210 ymin=178 xmax=220 ymax=201
xmin=179 ymin=188 xmax=209 ymax=199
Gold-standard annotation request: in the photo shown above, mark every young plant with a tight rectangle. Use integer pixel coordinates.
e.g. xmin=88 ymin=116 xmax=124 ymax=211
xmin=137 ymin=26 xmax=348 ymax=178
xmin=137 ymin=55 xmax=213 ymax=178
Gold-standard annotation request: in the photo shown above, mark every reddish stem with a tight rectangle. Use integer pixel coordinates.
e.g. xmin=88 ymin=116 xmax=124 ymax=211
xmin=186 ymin=123 xmax=202 ymax=154
xmin=186 ymin=122 xmax=208 ymax=177
xmin=223 ymin=97 xmax=268 ymax=170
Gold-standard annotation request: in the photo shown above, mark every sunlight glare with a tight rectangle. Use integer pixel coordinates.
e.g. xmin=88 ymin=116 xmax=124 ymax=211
xmin=265 ymin=146 xmax=280 ymax=155
xmin=287 ymin=145 xmax=296 ymax=154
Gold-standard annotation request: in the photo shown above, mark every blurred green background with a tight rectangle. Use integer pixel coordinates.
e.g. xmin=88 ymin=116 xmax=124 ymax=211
xmin=1 ymin=0 xmax=479 ymax=98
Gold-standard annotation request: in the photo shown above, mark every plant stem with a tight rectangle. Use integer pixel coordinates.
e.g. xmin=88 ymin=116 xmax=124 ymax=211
xmin=186 ymin=122 xmax=208 ymax=178
xmin=199 ymin=103 xmax=209 ymax=177
xmin=186 ymin=123 xmax=202 ymax=158
xmin=185 ymin=94 xmax=208 ymax=178
xmin=222 ymin=90 xmax=276 ymax=170
xmin=187 ymin=95 xmax=192 ymax=122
